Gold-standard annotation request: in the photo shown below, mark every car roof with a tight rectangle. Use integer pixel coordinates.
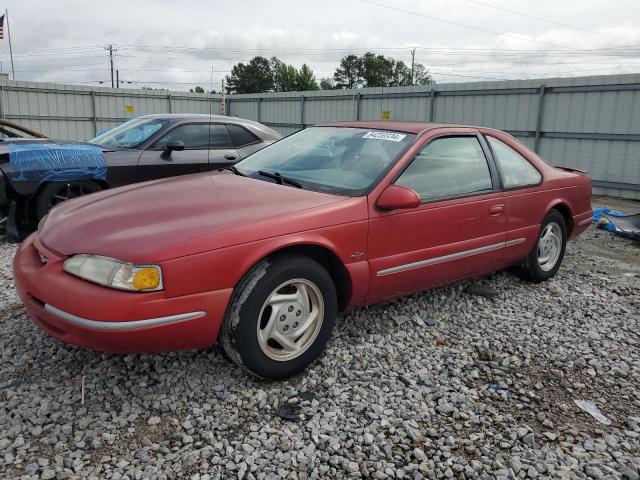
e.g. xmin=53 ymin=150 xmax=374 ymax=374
xmin=318 ymin=121 xmax=472 ymax=134
xmin=138 ymin=113 xmax=250 ymax=122
xmin=136 ymin=113 xmax=282 ymax=139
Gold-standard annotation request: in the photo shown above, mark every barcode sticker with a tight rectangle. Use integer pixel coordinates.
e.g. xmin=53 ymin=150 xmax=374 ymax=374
xmin=362 ymin=131 xmax=406 ymax=142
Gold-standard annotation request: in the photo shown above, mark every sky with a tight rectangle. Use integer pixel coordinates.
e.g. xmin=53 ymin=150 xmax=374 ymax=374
xmin=1 ymin=0 xmax=639 ymax=91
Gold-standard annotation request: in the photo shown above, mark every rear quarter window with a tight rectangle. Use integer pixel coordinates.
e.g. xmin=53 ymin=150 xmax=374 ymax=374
xmin=486 ymin=136 xmax=541 ymax=188
xmin=227 ymin=124 xmax=260 ymax=148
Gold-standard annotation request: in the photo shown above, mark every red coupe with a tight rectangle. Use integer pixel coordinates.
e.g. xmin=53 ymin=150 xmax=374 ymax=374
xmin=13 ymin=122 xmax=592 ymax=379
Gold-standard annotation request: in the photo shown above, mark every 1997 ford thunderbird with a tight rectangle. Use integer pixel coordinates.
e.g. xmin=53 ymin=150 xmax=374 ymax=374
xmin=14 ymin=122 xmax=592 ymax=379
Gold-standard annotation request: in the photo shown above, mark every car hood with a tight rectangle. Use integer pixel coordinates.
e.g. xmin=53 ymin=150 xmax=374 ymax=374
xmin=40 ymin=172 xmax=350 ymax=261
xmin=0 ymin=138 xmax=117 ymax=152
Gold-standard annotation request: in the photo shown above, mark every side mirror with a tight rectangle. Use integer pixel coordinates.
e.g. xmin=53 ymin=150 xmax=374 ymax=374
xmin=165 ymin=140 xmax=185 ymax=152
xmin=376 ymin=185 xmax=421 ymax=211
xmin=160 ymin=140 xmax=184 ymax=159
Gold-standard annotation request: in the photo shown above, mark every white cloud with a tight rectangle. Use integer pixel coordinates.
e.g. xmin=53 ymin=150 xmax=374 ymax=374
xmin=1 ymin=0 xmax=639 ymax=88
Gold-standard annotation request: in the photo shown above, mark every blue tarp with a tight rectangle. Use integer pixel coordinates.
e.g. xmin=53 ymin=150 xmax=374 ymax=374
xmin=593 ymin=207 xmax=640 ymax=241
xmin=7 ymin=143 xmax=107 ymax=182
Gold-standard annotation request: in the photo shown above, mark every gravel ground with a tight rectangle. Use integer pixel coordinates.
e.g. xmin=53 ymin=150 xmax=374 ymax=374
xmin=1 ymin=221 xmax=639 ymax=479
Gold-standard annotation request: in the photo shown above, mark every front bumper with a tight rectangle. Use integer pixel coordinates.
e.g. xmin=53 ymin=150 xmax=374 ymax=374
xmin=13 ymin=233 xmax=233 ymax=352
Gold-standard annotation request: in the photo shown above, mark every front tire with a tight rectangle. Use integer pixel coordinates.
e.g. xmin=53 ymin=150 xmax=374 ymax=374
xmin=36 ymin=180 xmax=102 ymax=220
xmin=220 ymin=254 xmax=337 ymax=379
xmin=521 ymin=210 xmax=567 ymax=282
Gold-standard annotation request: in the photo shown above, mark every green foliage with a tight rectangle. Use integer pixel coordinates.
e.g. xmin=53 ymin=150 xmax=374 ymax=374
xmin=333 ymin=54 xmax=362 ymax=89
xmin=333 ymin=52 xmax=434 ymax=89
xmin=296 ymin=64 xmax=319 ymax=91
xmin=319 ymin=77 xmax=336 ymax=90
xmin=225 ymin=53 xmax=434 ymax=93
xmin=226 ymin=56 xmax=319 ymax=93
xmin=412 ymin=64 xmax=435 ymax=86
xmin=271 ymin=57 xmax=299 ymax=92
xmin=190 ymin=86 xmax=205 ymax=93
xmin=225 ymin=56 xmax=274 ymax=94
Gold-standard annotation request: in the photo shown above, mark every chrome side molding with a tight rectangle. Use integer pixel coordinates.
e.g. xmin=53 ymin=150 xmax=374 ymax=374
xmin=376 ymin=238 xmax=527 ymax=276
xmin=44 ymin=304 xmax=205 ymax=331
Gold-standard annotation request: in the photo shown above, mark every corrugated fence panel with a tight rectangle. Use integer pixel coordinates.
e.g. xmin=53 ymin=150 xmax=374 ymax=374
xmin=305 ymin=97 xmax=354 ymax=124
xmin=261 ymin=98 xmax=301 ymax=125
xmin=1 ymin=75 xmax=640 ymax=197
xmin=543 ymin=89 xmax=640 ymax=135
xmin=228 ymin=99 xmax=258 ymax=121
xmin=435 ymin=93 xmax=538 ymax=132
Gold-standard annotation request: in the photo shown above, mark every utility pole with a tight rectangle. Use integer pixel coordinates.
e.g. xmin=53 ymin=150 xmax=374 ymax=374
xmin=410 ymin=48 xmax=416 ymax=86
xmin=221 ymin=79 xmax=226 ymax=115
xmin=105 ymin=44 xmax=117 ymax=88
xmin=116 ymin=69 xmax=119 ymax=88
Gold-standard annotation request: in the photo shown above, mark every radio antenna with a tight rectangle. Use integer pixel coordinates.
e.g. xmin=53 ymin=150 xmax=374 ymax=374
xmin=207 ymin=65 xmax=214 ymax=166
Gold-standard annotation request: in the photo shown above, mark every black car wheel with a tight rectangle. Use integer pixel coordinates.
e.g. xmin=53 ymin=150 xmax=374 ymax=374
xmin=36 ymin=180 xmax=102 ymax=220
xmin=220 ymin=254 xmax=337 ymax=380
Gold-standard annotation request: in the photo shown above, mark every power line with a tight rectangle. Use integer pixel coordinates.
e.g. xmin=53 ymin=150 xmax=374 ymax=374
xmin=464 ymin=0 xmax=630 ymax=42
xmin=356 ymin=0 xmax=576 ymax=50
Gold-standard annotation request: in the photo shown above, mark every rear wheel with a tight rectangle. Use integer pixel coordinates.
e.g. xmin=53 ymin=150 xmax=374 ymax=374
xmin=220 ymin=254 xmax=337 ymax=379
xmin=35 ymin=180 xmax=102 ymax=219
xmin=521 ymin=210 xmax=567 ymax=282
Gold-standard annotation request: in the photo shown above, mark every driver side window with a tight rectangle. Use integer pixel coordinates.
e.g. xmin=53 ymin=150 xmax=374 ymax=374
xmin=395 ymin=136 xmax=493 ymax=202
xmin=155 ymin=124 xmax=232 ymax=150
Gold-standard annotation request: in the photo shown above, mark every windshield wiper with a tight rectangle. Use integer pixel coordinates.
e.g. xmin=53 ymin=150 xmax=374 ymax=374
xmin=257 ymin=170 xmax=303 ymax=188
xmin=220 ymin=165 xmax=246 ymax=176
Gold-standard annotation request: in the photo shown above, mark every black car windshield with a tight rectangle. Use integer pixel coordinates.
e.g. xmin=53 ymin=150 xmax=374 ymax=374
xmin=235 ymin=127 xmax=416 ymax=195
xmin=90 ymin=118 xmax=169 ymax=148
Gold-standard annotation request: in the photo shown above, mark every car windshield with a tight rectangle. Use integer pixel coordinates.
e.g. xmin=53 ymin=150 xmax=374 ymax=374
xmin=235 ymin=127 xmax=416 ymax=195
xmin=90 ymin=118 xmax=169 ymax=148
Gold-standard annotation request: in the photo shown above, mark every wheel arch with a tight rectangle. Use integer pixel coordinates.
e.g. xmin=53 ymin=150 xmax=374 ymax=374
xmin=548 ymin=201 xmax=573 ymax=236
xmin=238 ymin=241 xmax=353 ymax=313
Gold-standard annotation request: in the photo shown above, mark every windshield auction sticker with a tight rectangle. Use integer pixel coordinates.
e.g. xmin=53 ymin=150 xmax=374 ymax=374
xmin=362 ymin=131 xmax=407 ymax=142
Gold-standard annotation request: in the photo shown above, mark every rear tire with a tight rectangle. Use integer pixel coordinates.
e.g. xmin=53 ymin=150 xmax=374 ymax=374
xmin=521 ymin=210 xmax=567 ymax=282
xmin=220 ymin=254 xmax=337 ymax=380
xmin=35 ymin=180 xmax=102 ymax=220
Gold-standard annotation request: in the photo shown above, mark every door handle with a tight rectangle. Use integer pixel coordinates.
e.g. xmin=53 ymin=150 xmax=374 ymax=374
xmin=489 ymin=204 xmax=505 ymax=215
xmin=224 ymin=154 xmax=237 ymax=161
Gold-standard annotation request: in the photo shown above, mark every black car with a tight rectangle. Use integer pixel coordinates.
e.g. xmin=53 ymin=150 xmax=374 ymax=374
xmin=0 ymin=114 xmax=281 ymax=239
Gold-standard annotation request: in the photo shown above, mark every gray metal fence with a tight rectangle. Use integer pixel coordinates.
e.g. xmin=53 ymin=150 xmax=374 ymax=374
xmin=0 ymin=80 xmax=222 ymax=141
xmin=1 ymin=75 xmax=639 ymax=200
xmin=228 ymin=74 xmax=640 ymax=200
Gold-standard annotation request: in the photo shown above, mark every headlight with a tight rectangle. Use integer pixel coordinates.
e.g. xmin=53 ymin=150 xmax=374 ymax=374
xmin=63 ymin=254 xmax=163 ymax=292
xmin=37 ymin=214 xmax=48 ymax=233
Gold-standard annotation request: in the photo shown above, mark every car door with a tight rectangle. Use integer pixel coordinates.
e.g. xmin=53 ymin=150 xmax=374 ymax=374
xmin=137 ymin=123 xmax=237 ymax=181
xmin=366 ymin=131 xmax=508 ymax=303
xmin=206 ymin=124 xmax=241 ymax=170
xmin=483 ymin=132 xmax=545 ymax=264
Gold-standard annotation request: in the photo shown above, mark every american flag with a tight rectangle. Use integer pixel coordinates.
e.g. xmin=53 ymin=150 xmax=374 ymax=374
xmin=0 ymin=15 xmax=4 ymax=40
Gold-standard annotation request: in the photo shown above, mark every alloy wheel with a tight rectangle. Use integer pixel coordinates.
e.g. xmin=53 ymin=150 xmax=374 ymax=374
xmin=256 ymin=278 xmax=324 ymax=361
xmin=537 ymin=222 xmax=562 ymax=272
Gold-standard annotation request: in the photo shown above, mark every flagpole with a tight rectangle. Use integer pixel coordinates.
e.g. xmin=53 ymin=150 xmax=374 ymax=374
xmin=6 ymin=9 xmax=15 ymax=80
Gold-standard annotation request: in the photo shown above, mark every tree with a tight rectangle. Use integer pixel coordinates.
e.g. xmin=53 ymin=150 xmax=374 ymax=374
xmin=389 ymin=60 xmax=412 ymax=87
xmin=319 ymin=77 xmax=335 ymax=90
xmin=358 ymin=52 xmax=394 ymax=88
xmin=331 ymin=52 xmax=435 ymax=89
xmin=412 ymin=64 xmax=435 ymax=86
xmin=296 ymin=64 xmax=319 ymax=91
xmin=271 ymin=57 xmax=299 ymax=92
xmin=190 ymin=86 xmax=205 ymax=93
xmin=333 ymin=54 xmax=362 ymax=89
xmin=225 ymin=56 xmax=274 ymax=94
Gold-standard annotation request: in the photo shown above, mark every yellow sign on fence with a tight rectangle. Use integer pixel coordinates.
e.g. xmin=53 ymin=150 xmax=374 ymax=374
xmin=381 ymin=110 xmax=391 ymax=120
xmin=125 ymin=105 xmax=135 ymax=114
